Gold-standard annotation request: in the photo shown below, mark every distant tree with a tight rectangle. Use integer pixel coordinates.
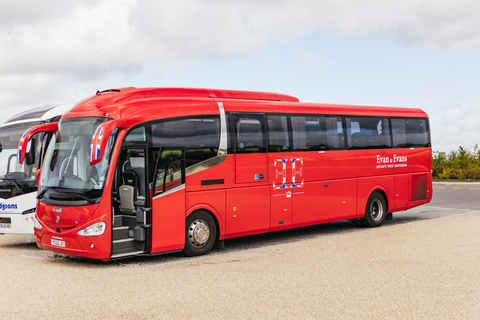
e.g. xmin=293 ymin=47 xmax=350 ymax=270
xmin=433 ymin=145 xmax=480 ymax=180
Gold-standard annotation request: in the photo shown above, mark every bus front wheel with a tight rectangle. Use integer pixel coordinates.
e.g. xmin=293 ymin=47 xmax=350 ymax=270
xmin=360 ymin=192 xmax=387 ymax=227
xmin=183 ymin=210 xmax=217 ymax=257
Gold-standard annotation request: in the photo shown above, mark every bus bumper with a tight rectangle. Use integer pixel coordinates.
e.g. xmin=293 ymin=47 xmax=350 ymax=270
xmin=36 ymin=231 xmax=111 ymax=261
xmin=0 ymin=213 xmax=35 ymax=234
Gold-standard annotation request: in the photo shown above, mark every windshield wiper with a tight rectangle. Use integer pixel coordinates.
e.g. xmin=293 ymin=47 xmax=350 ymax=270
xmin=37 ymin=186 xmax=54 ymax=199
xmin=63 ymin=136 xmax=78 ymax=175
xmin=37 ymin=186 xmax=96 ymax=204
xmin=37 ymin=186 xmax=67 ymax=200
xmin=70 ymin=193 xmax=95 ymax=204
xmin=3 ymin=178 xmax=23 ymax=192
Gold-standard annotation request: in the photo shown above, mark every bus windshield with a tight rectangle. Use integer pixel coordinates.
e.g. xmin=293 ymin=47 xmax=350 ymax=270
xmin=38 ymin=117 xmax=115 ymax=205
xmin=0 ymin=121 xmax=42 ymax=199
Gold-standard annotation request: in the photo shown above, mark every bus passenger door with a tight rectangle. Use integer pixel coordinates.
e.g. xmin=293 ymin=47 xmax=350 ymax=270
xmin=231 ymin=113 xmax=268 ymax=184
xmin=112 ymin=145 xmax=150 ymax=258
xmin=269 ymin=157 xmax=293 ymax=231
xmin=226 ymin=113 xmax=269 ymax=237
xmin=150 ymin=148 xmax=186 ymax=253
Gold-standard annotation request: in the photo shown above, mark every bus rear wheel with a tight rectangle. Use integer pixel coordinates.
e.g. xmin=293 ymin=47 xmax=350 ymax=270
xmin=183 ymin=210 xmax=217 ymax=257
xmin=360 ymin=192 xmax=387 ymax=227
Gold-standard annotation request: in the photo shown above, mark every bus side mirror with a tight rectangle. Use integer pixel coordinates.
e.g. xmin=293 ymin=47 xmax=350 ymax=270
xmin=89 ymin=120 xmax=119 ymax=166
xmin=36 ymin=168 xmax=42 ymax=187
xmin=89 ymin=118 xmax=143 ymax=166
xmin=24 ymin=137 xmax=36 ymax=166
xmin=18 ymin=123 xmax=58 ymax=165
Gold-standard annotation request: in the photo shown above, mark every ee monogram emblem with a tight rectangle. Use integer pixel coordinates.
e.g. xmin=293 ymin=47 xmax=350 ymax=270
xmin=273 ymin=158 xmax=304 ymax=190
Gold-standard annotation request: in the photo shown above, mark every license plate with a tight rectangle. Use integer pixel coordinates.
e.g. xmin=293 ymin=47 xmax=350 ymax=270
xmin=51 ymin=239 xmax=66 ymax=247
xmin=0 ymin=223 xmax=11 ymax=228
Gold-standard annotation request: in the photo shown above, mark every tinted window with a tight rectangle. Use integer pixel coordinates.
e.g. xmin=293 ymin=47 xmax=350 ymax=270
xmin=125 ymin=126 xmax=146 ymax=142
xmin=233 ymin=114 xmax=266 ymax=153
xmin=267 ymin=115 xmax=290 ymax=152
xmin=291 ymin=115 xmax=345 ymax=151
xmin=151 ymin=117 xmax=220 ymax=166
xmin=392 ymin=118 xmax=430 ymax=148
xmin=346 ymin=117 xmax=391 ymax=149
xmin=154 ymin=148 xmax=184 ymax=195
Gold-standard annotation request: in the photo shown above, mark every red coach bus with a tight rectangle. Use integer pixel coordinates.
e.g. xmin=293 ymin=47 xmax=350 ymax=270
xmin=18 ymin=88 xmax=432 ymax=261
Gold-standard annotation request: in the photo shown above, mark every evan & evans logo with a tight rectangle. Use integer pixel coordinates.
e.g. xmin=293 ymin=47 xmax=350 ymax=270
xmin=376 ymin=154 xmax=408 ymax=169
xmin=0 ymin=203 xmax=18 ymax=211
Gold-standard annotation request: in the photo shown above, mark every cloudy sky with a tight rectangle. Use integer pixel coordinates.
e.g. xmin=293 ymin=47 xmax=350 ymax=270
xmin=1 ymin=0 xmax=480 ymax=152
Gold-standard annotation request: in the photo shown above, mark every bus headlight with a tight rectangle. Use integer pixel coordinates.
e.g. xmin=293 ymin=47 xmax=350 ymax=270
xmin=33 ymin=216 xmax=42 ymax=230
xmin=78 ymin=222 xmax=106 ymax=237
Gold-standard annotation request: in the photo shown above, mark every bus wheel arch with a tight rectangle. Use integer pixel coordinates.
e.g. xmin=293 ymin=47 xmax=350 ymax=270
xmin=360 ymin=190 xmax=388 ymax=227
xmin=183 ymin=209 xmax=218 ymax=257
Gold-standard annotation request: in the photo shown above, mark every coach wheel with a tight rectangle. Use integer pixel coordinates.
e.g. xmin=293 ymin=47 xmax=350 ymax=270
xmin=183 ymin=210 xmax=217 ymax=257
xmin=361 ymin=192 xmax=387 ymax=227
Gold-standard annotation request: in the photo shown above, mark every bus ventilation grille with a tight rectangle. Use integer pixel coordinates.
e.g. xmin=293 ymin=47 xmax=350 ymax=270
xmin=410 ymin=174 xmax=428 ymax=201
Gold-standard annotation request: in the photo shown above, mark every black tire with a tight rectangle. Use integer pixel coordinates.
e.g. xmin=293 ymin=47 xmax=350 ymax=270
xmin=360 ymin=192 xmax=387 ymax=227
xmin=183 ymin=210 xmax=217 ymax=257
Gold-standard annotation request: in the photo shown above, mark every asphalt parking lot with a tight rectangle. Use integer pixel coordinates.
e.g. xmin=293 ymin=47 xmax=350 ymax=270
xmin=0 ymin=184 xmax=479 ymax=319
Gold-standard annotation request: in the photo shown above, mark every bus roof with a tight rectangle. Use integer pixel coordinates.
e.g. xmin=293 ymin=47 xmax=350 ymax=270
xmin=218 ymin=99 xmax=428 ymax=118
xmin=63 ymin=87 xmax=428 ymax=122
xmin=94 ymin=87 xmax=300 ymax=103
xmin=3 ymin=104 xmax=72 ymax=126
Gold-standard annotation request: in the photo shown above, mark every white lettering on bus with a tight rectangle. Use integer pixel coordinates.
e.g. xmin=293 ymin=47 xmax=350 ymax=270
xmin=376 ymin=154 xmax=408 ymax=169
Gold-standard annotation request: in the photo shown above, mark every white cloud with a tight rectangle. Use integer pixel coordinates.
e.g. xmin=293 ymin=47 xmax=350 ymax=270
xmin=2 ymin=0 xmax=479 ymax=82
xmin=432 ymin=103 xmax=480 ymax=151
xmin=0 ymin=0 xmax=267 ymax=117
xmin=433 ymin=126 xmax=480 ymax=152
xmin=129 ymin=0 xmax=265 ymax=59
xmin=240 ymin=0 xmax=480 ymax=50
xmin=440 ymin=103 xmax=479 ymax=126
xmin=0 ymin=1 xmax=89 ymax=27
xmin=0 ymin=1 xmax=142 ymax=78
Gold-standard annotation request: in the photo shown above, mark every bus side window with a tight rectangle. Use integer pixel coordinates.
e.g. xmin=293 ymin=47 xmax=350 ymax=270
xmin=153 ymin=148 xmax=185 ymax=195
xmin=392 ymin=118 xmax=430 ymax=148
xmin=125 ymin=126 xmax=146 ymax=142
xmin=406 ymin=119 xmax=429 ymax=147
xmin=291 ymin=116 xmax=311 ymax=151
xmin=346 ymin=117 xmax=391 ymax=149
xmin=233 ymin=115 xmax=266 ymax=153
xmin=151 ymin=117 xmax=220 ymax=167
xmin=267 ymin=115 xmax=291 ymax=152
xmin=291 ymin=115 xmax=332 ymax=151
xmin=326 ymin=116 xmax=345 ymax=149
xmin=291 ymin=115 xmax=344 ymax=151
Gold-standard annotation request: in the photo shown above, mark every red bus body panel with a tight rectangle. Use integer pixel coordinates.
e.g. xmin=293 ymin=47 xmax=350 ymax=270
xmin=226 ymin=186 xmax=271 ymax=238
xmin=151 ymin=187 xmax=186 ymax=254
xmin=33 ymin=87 xmax=432 ymax=261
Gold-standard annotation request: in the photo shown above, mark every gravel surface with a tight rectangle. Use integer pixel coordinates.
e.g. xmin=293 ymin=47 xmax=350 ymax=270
xmin=0 ymin=209 xmax=479 ymax=319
